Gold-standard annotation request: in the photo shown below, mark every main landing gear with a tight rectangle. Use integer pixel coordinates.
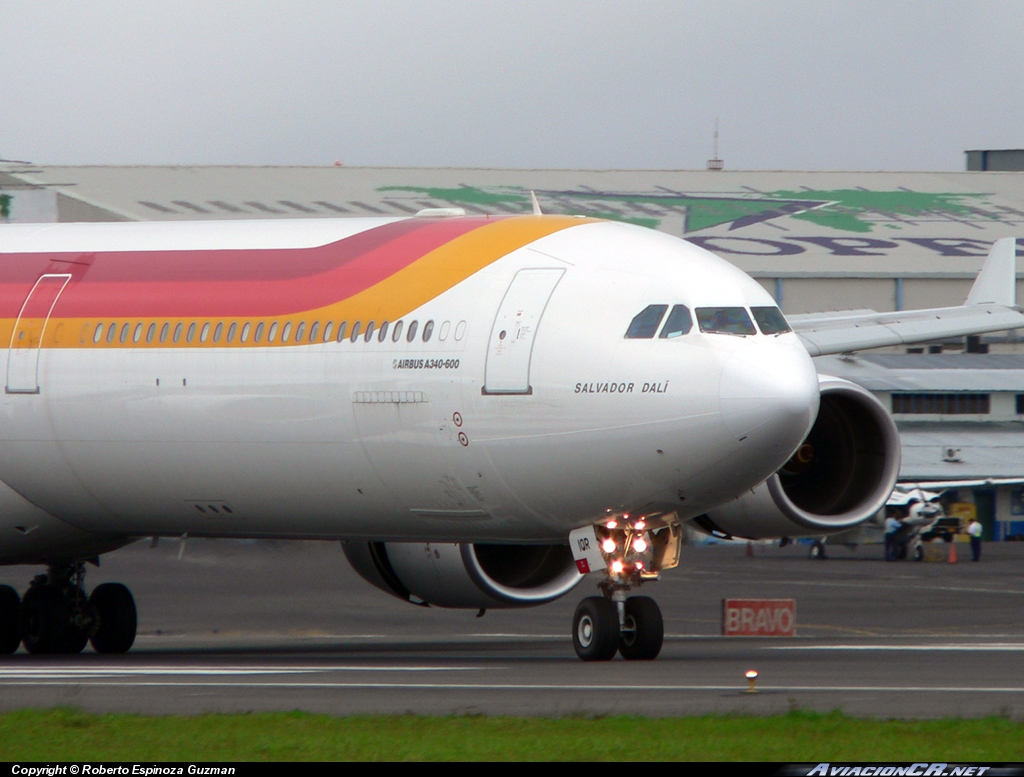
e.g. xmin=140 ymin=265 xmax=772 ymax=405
xmin=0 ymin=562 xmax=137 ymax=655
xmin=569 ymin=513 xmax=681 ymax=661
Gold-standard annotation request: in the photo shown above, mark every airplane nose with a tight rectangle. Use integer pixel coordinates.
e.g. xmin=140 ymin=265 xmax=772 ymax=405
xmin=719 ymin=340 xmax=819 ymax=445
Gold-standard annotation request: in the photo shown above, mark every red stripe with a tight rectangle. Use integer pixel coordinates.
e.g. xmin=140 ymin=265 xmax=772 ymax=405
xmin=0 ymin=217 xmax=500 ymax=318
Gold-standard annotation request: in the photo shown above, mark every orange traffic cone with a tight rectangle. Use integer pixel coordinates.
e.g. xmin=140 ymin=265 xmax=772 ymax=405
xmin=948 ymin=542 xmax=958 ymax=563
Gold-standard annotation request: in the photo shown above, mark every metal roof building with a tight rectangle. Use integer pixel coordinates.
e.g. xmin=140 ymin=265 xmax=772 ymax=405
xmin=3 ymin=164 xmax=1024 ymax=317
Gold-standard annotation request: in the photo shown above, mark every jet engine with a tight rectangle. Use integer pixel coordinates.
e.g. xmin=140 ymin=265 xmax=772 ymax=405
xmin=695 ymin=375 xmax=901 ymax=539
xmin=342 ymin=541 xmax=583 ymax=609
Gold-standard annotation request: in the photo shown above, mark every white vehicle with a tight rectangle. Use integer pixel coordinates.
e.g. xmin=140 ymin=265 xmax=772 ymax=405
xmin=0 ymin=212 xmax=1018 ymax=660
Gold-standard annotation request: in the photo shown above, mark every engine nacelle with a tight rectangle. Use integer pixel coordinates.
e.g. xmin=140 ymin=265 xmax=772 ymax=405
xmin=342 ymin=541 xmax=583 ymax=609
xmin=696 ymin=375 xmax=901 ymax=539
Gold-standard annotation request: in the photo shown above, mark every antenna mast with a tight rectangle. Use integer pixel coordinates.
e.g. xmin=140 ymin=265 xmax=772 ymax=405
xmin=707 ymin=119 xmax=723 ymax=171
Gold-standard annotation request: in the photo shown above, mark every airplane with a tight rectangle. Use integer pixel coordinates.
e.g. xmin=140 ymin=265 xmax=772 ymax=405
xmin=0 ymin=209 xmax=1018 ymax=660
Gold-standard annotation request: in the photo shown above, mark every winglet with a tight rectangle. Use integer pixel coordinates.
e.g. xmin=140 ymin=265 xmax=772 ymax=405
xmin=966 ymin=238 xmax=1017 ymax=307
xmin=530 ymin=190 xmax=543 ymax=216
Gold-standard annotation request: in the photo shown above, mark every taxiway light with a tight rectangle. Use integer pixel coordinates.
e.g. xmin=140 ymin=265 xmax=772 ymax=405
xmin=602 ymin=538 xmax=617 ymax=554
xmin=745 ymin=670 xmax=759 ymax=694
xmin=611 ymin=560 xmax=624 ymax=574
xmin=633 ymin=538 xmax=647 ymax=553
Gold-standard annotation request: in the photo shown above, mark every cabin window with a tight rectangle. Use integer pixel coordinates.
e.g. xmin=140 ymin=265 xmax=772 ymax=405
xmin=107 ymin=323 xmax=118 ymax=344
xmin=625 ymin=305 xmax=668 ymax=339
xmin=160 ymin=323 xmax=170 ymax=343
xmin=406 ymin=320 xmax=419 ymax=342
xmin=350 ymin=321 xmax=361 ymax=343
xmin=120 ymin=323 xmax=131 ymax=343
xmin=268 ymin=322 xmax=279 ymax=342
xmin=240 ymin=322 xmax=250 ymax=342
xmin=294 ymin=322 xmax=305 ymax=342
xmin=93 ymin=324 xmax=104 ymax=344
xmin=213 ymin=323 xmax=224 ymax=342
xmin=186 ymin=323 xmax=196 ymax=343
xmin=696 ymin=307 xmax=756 ymax=336
xmin=392 ymin=320 xmax=404 ymax=342
xmin=173 ymin=323 xmax=183 ymax=343
xmin=336 ymin=322 xmax=347 ymax=342
xmin=132 ymin=323 xmax=143 ymax=343
xmin=364 ymin=321 xmax=375 ymax=342
xmin=454 ymin=320 xmax=467 ymax=341
xmin=227 ymin=322 xmax=237 ymax=342
xmin=659 ymin=305 xmax=692 ymax=338
xmin=281 ymin=322 xmax=292 ymax=342
xmin=254 ymin=322 xmax=265 ymax=343
xmin=423 ymin=320 xmax=434 ymax=342
xmin=309 ymin=322 xmax=320 ymax=342
xmin=323 ymin=321 xmax=333 ymax=342
xmin=200 ymin=323 xmax=210 ymax=343
xmin=378 ymin=321 xmax=389 ymax=342
xmin=752 ymin=306 xmax=792 ymax=335
xmin=438 ymin=321 xmax=450 ymax=341
xmin=146 ymin=323 xmax=156 ymax=343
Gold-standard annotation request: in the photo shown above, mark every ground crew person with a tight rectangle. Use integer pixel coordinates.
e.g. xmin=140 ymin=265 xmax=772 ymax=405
xmin=885 ymin=513 xmax=901 ymax=561
xmin=967 ymin=517 xmax=983 ymax=561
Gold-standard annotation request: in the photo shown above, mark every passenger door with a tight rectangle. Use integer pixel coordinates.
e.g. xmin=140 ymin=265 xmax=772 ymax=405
xmin=483 ymin=268 xmax=564 ymax=395
xmin=6 ymin=274 xmax=72 ymax=394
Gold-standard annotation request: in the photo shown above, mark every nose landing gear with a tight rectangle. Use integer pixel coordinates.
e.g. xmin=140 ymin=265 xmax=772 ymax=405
xmin=0 ymin=562 xmax=137 ymax=655
xmin=569 ymin=513 xmax=679 ymax=661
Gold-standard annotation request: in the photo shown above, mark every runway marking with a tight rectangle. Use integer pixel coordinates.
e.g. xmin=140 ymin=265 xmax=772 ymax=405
xmin=1 ymin=681 xmax=1022 ymax=693
xmin=767 ymin=643 xmax=1024 ymax=651
xmin=766 ymin=579 xmax=1024 ymax=596
xmin=0 ymin=665 xmax=485 ymax=679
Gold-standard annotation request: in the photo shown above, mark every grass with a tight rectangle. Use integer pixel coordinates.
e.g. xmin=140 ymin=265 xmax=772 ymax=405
xmin=1 ymin=709 xmax=1022 ymax=761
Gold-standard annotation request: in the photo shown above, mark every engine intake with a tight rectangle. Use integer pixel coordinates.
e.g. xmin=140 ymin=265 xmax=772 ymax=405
xmin=699 ymin=375 xmax=901 ymax=538
xmin=342 ymin=541 xmax=583 ymax=609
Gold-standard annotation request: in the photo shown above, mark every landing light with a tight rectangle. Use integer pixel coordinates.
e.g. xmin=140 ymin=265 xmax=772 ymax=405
xmin=611 ymin=560 xmax=624 ymax=574
xmin=606 ymin=520 xmax=618 ymax=529
xmin=602 ymin=539 xmax=617 ymax=554
xmin=635 ymin=520 xmax=646 ymax=530
xmin=633 ymin=538 xmax=647 ymax=553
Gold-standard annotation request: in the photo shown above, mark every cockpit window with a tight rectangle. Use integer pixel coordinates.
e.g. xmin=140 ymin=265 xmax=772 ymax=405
xmin=625 ymin=304 xmax=668 ymax=339
xmin=751 ymin=306 xmax=792 ymax=335
xmin=696 ymin=307 xmax=756 ymax=336
xmin=659 ymin=305 xmax=692 ymax=338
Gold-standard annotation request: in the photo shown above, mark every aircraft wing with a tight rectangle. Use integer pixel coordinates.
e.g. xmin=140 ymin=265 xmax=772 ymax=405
xmin=790 ymin=238 xmax=1024 ymax=357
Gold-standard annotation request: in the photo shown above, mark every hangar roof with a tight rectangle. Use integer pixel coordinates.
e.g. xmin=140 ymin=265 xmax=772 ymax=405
xmin=815 ymin=353 xmax=1024 ymax=392
xmin=3 ymin=164 xmax=1024 ymax=280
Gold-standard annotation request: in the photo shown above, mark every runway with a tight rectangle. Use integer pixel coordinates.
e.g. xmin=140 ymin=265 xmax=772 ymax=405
xmin=1 ymin=539 xmax=1022 ymax=718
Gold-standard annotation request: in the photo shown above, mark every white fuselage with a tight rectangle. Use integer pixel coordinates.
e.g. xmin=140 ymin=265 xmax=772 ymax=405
xmin=0 ymin=218 xmax=819 ymax=557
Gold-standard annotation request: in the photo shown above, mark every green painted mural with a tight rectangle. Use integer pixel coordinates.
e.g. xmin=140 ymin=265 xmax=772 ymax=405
xmin=377 ymin=185 xmax=1004 ymax=235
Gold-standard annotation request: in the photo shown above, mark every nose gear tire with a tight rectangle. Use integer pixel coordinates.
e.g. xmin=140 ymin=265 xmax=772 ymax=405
xmin=618 ymin=596 xmax=664 ymax=660
xmin=19 ymin=584 xmax=89 ymax=655
xmin=572 ymin=596 xmax=619 ymax=661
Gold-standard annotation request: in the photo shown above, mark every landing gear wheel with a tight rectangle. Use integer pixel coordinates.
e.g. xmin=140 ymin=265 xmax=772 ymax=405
xmin=618 ymin=596 xmax=663 ymax=660
xmin=573 ymin=596 xmax=619 ymax=661
xmin=0 ymin=585 xmax=20 ymax=654
xmin=89 ymin=583 xmax=137 ymax=654
xmin=809 ymin=541 xmax=827 ymax=560
xmin=20 ymin=584 xmax=65 ymax=654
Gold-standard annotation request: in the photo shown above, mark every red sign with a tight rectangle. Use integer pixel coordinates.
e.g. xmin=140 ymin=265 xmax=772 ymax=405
xmin=722 ymin=599 xmax=796 ymax=636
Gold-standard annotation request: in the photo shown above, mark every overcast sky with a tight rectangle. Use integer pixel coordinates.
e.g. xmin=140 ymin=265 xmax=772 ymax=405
xmin=2 ymin=1 xmax=1022 ymax=171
